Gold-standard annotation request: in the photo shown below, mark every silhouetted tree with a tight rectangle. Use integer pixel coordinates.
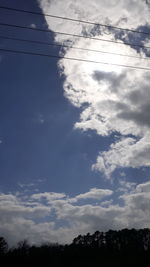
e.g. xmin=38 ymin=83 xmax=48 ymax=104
xmin=0 ymin=237 xmax=8 ymax=254
xmin=2 ymin=229 xmax=150 ymax=267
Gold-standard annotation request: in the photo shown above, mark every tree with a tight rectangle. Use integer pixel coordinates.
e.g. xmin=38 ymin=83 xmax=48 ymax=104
xmin=0 ymin=237 xmax=8 ymax=254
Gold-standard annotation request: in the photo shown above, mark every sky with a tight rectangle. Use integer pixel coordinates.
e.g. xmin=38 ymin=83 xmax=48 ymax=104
xmin=1 ymin=0 xmax=150 ymax=246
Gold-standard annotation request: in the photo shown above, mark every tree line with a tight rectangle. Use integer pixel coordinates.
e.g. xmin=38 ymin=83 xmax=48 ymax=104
xmin=1 ymin=228 xmax=150 ymax=266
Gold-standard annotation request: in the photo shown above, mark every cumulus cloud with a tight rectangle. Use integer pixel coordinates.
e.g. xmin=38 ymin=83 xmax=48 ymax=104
xmin=120 ymin=181 xmax=150 ymax=228
xmin=38 ymin=0 xmax=150 ymax=177
xmin=0 ymin=189 xmax=112 ymax=246
xmin=92 ymin=135 xmax=150 ymax=177
xmin=31 ymin=192 xmax=66 ymax=203
xmin=39 ymin=0 xmax=150 ymax=34
xmin=136 ymin=181 xmax=150 ymax=193
xmin=0 ymin=193 xmax=51 ymax=220
xmin=1 ymin=183 xmax=150 ymax=245
xmin=69 ymin=188 xmax=113 ymax=202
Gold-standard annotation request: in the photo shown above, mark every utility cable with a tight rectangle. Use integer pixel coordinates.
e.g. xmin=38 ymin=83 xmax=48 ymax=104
xmin=0 ymin=5 xmax=150 ymax=36
xmin=0 ymin=34 xmax=150 ymax=61
xmin=0 ymin=47 xmax=150 ymax=71
xmin=0 ymin=22 xmax=150 ymax=51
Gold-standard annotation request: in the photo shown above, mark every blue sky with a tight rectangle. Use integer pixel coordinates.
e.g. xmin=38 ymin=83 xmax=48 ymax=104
xmin=1 ymin=0 xmax=150 ymax=246
xmin=0 ymin=0 xmax=111 ymax=194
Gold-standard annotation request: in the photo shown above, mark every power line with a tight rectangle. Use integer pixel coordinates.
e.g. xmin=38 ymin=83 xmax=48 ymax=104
xmin=0 ymin=5 xmax=150 ymax=37
xmin=0 ymin=47 xmax=150 ymax=71
xmin=0 ymin=22 xmax=150 ymax=51
xmin=1 ymin=35 xmax=150 ymax=61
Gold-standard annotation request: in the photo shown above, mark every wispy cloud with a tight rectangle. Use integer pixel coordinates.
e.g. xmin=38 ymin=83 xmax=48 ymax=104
xmin=18 ymin=182 xmax=35 ymax=188
xmin=30 ymin=23 xmax=36 ymax=28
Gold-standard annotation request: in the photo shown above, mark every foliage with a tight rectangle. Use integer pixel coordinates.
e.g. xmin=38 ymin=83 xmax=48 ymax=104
xmin=0 ymin=237 xmax=8 ymax=254
xmin=1 ymin=229 xmax=150 ymax=266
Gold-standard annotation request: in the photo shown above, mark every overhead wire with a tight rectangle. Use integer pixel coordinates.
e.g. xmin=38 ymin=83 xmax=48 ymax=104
xmin=0 ymin=34 xmax=150 ymax=61
xmin=0 ymin=5 xmax=150 ymax=36
xmin=0 ymin=5 xmax=150 ymax=71
xmin=1 ymin=47 xmax=150 ymax=71
xmin=0 ymin=22 xmax=150 ymax=51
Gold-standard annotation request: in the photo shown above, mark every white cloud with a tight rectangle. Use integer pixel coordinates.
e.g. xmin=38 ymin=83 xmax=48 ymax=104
xmin=136 ymin=181 xmax=150 ymax=193
xmin=1 ymin=183 xmax=150 ymax=246
xmin=0 ymin=189 xmax=115 ymax=246
xmin=39 ymin=0 xmax=150 ymax=36
xmin=117 ymin=180 xmax=136 ymax=193
xmin=0 ymin=193 xmax=51 ymax=219
xmin=69 ymin=188 xmax=113 ymax=202
xmin=31 ymin=192 xmax=66 ymax=203
xmin=92 ymin=135 xmax=150 ymax=177
xmin=38 ymin=0 xmax=150 ymax=177
xmin=100 ymin=199 xmax=113 ymax=207
xmin=18 ymin=182 xmax=35 ymax=188
xmin=119 ymin=182 xmax=150 ymax=228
